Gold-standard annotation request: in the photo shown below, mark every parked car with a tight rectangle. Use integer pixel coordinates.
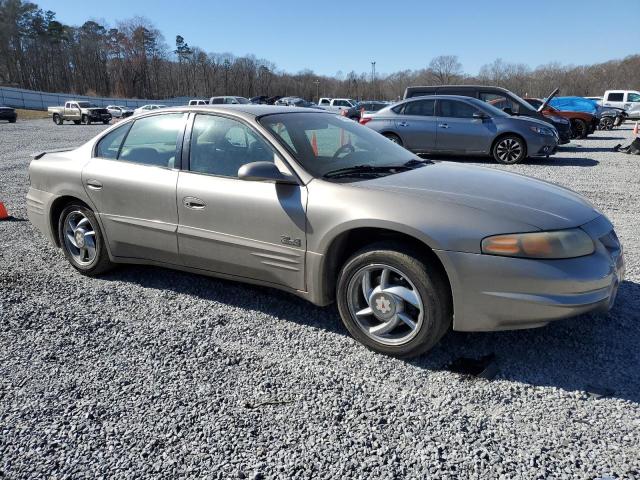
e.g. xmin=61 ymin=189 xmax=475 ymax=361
xmin=524 ymin=97 xmax=597 ymax=139
xmin=106 ymin=105 xmax=134 ymax=118
xmin=602 ymin=90 xmax=640 ymax=118
xmin=318 ymin=98 xmax=357 ymax=113
xmin=543 ymin=96 xmax=628 ymax=131
xmin=0 ymin=105 xmax=17 ymax=123
xmin=343 ymin=101 xmax=389 ymax=121
xmin=133 ymin=104 xmax=167 ymax=116
xmin=275 ymin=97 xmax=323 ymax=109
xmin=27 ymin=106 xmax=623 ymax=358
xmin=403 ymin=85 xmax=572 ymax=144
xmin=364 ymin=95 xmax=558 ymax=164
xmin=188 ymin=99 xmax=209 ymax=106
xmin=48 ymin=101 xmax=111 ymax=125
xmin=209 ymin=96 xmax=250 ymax=105
xmin=250 ymin=95 xmax=269 ymax=104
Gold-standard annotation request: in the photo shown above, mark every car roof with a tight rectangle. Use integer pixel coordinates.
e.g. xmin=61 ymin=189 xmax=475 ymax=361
xmin=150 ymin=104 xmax=333 ymax=119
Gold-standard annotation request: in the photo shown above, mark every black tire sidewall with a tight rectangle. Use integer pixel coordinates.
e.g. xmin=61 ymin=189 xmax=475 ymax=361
xmin=336 ymin=244 xmax=451 ymax=358
xmin=573 ymin=119 xmax=587 ymax=139
xmin=384 ymin=133 xmax=402 ymax=146
xmin=57 ymin=204 xmax=111 ymax=275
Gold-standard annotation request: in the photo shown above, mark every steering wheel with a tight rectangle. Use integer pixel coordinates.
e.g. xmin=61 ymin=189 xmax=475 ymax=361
xmin=332 ymin=143 xmax=356 ymax=159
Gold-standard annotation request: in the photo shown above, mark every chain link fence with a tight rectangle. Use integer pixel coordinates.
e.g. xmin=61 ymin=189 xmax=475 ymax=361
xmin=0 ymin=86 xmax=189 ymax=110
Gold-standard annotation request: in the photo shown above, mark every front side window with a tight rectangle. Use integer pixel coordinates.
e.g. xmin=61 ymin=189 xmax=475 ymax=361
xmin=404 ymin=99 xmax=435 ymax=116
xmin=479 ymin=93 xmax=520 ymax=114
xmin=438 ymin=100 xmax=479 ymax=118
xmin=627 ymin=93 xmax=640 ymax=102
xmin=118 ymin=113 xmax=184 ymax=168
xmin=607 ymin=92 xmax=624 ymax=102
xmin=189 ymin=114 xmax=277 ymax=177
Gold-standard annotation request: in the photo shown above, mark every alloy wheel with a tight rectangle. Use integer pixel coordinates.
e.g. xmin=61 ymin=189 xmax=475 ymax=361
xmin=346 ymin=264 xmax=424 ymax=346
xmin=495 ymin=138 xmax=523 ymax=163
xmin=63 ymin=211 xmax=97 ymax=265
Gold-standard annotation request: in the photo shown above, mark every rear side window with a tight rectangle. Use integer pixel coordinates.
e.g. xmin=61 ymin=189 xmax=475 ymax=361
xmin=118 ymin=113 xmax=185 ymax=168
xmin=210 ymin=98 xmax=223 ymax=104
xmin=404 ymin=99 xmax=435 ymax=116
xmin=607 ymin=92 xmax=624 ymax=102
xmin=95 ymin=123 xmax=131 ymax=159
xmin=320 ymin=99 xmax=330 ymax=105
xmin=438 ymin=100 xmax=479 ymax=118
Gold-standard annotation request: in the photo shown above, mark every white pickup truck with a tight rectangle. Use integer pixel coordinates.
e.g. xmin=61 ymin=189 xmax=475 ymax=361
xmin=318 ymin=98 xmax=357 ymax=113
xmin=602 ymin=90 xmax=640 ymax=118
xmin=48 ymin=101 xmax=112 ymax=125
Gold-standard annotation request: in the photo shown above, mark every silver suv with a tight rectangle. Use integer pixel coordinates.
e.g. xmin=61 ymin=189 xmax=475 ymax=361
xmin=364 ymin=95 xmax=558 ymax=164
xmin=27 ymin=106 xmax=623 ymax=358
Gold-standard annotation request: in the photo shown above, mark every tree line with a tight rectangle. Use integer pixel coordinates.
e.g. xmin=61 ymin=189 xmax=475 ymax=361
xmin=1 ymin=0 xmax=638 ymax=103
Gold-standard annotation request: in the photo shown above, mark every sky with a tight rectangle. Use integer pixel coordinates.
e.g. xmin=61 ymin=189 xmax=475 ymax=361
xmin=36 ymin=0 xmax=640 ymax=77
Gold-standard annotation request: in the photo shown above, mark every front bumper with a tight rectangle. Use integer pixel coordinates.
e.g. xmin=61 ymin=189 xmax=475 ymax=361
xmin=437 ymin=215 xmax=624 ymax=332
xmin=528 ymin=135 xmax=558 ymax=157
xmin=0 ymin=111 xmax=17 ymax=121
xmin=88 ymin=113 xmax=112 ymax=122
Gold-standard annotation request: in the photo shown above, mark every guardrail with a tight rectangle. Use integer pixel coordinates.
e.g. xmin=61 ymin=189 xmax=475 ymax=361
xmin=0 ymin=86 xmax=188 ymax=110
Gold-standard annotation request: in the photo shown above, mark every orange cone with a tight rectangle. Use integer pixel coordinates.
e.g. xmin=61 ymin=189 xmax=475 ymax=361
xmin=0 ymin=202 xmax=9 ymax=220
xmin=634 ymin=121 xmax=639 ymax=136
xmin=311 ymin=131 xmax=318 ymax=156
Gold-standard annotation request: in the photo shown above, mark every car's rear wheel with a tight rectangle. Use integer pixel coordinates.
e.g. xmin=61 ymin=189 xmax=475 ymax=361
xmin=336 ymin=243 xmax=451 ymax=358
xmin=9 ymin=118 xmax=16 ymax=123
xmin=82 ymin=114 xmax=91 ymax=125
xmin=572 ymin=119 xmax=588 ymax=139
xmin=492 ymin=135 xmax=526 ymax=164
xmin=599 ymin=117 xmax=614 ymax=130
xmin=58 ymin=203 xmax=113 ymax=276
xmin=383 ymin=133 xmax=403 ymax=146
xmin=53 ymin=114 xmax=63 ymax=125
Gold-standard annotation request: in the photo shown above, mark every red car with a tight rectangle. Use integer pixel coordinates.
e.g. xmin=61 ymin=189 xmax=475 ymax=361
xmin=524 ymin=97 xmax=597 ymax=139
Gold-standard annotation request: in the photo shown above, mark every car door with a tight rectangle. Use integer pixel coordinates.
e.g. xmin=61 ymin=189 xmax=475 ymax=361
xmin=435 ymin=99 xmax=493 ymax=154
xmin=82 ymin=112 xmax=187 ymax=264
xmin=177 ymin=113 xmax=307 ymax=290
xmin=66 ymin=102 xmax=80 ymax=121
xmin=394 ymin=99 xmax=437 ymax=152
xmin=603 ymin=91 xmax=625 ymax=109
xmin=624 ymin=92 xmax=640 ymax=117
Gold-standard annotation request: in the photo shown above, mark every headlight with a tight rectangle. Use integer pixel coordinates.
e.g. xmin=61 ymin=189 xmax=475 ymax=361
xmin=529 ymin=125 xmax=554 ymax=136
xmin=481 ymin=229 xmax=594 ymax=259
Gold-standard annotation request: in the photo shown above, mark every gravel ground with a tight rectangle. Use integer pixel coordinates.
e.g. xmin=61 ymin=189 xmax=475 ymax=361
xmin=1 ymin=119 xmax=639 ymax=479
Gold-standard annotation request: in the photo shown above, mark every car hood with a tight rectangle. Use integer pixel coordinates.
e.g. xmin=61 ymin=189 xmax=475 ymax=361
xmin=359 ymin=162 xmax=600 ymax=230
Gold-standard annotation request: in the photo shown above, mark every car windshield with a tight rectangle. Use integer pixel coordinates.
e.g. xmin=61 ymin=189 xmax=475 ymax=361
xmin=260 ymin=112 xmax=423 ymax=179
xmin=235 ymin=97 xmax=250 ymax=104
xmin=473 ymin=99 xmax=510 ymax=118
xmin=77 ymin=102 xmax=91 ymax=108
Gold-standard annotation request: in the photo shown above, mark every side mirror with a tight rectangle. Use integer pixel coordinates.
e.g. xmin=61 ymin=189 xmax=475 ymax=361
xmin=502 ymin=107 xmax=514 ymax=115
xmin=472 ymin=112 xmax=488 ymax=120
xmin=238 ymin=161 xmax=297 ymax=184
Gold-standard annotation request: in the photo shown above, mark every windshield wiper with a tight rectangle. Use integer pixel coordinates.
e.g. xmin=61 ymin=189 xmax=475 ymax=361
xmin=323 ymin=159 xmax=431 ymax=179
xmin=323 ymin=164 xmax=411 ymax=179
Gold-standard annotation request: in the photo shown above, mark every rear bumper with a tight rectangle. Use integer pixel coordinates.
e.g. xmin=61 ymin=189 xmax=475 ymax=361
xmin=0 ymin=111 xmax=17 ymax=121
xmin=26 ymin=188 xmax=57 ymax=244
xmin=436 ymin=216 xmax=624 ymax=332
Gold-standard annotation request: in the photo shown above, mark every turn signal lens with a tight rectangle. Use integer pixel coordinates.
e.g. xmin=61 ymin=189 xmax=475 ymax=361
xmin=481 ymin=229 xmax=594 ymax=259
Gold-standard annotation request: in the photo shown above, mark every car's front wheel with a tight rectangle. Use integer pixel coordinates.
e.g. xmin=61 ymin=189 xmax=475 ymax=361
xmin=82 ymin=114 xmax=91 ymax=125
xmin=571 ymin=119 xmax=588 ymax=139
xmin=53 ymin=114 xmax=63 ymax=125
xmin=383 ymin=133 xmax=403 ymax=146
xmin=492 ymin=135 xmax=526 ymax=164
xmin=337 ymin=243 xmax=451 ymax=358
xmin=58 ymin=203 xmax=113 ymax=276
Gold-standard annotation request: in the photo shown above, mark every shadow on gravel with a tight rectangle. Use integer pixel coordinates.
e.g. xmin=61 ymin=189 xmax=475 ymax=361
xmin=103 ymin=264 xmax=640 ymax=403
xmin=561 ymin=146 xmax=618 ymax=153
xmin=425 ymin=154 xmax=599 ymax=167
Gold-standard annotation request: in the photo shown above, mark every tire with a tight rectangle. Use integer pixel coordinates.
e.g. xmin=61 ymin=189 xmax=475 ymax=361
xmin=82 ymin=114 xmax=91 ymax=125
xmin=53 ymin=114 xmax=63 ymax=125
xmin=336 ymin=242 xmax=452 ymax=358
xmin=9 ymin=118 xmax=16 ymax=123
xmin=383 ymin=133 xmax=403 ymax=146
xmin=571 ymin=119 xmax=588 ymax=139
xmin=103 ymin=120 xmax=110 ymax=124
xmin=57 ymin=203 xmax=113 ymax=276
xmin=73 ymin=120 xmax=81 ymax=125
xmin=492 ymin=135 xmax=526 ymax=164
xmin=599 ymin=117 xmax=614 ymax=131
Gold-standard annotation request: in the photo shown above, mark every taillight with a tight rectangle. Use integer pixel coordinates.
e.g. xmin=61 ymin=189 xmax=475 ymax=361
xmin=359 ymin=117 xmax=372 ymax=125
xmin=341 ymin=110 xmax=347 ymax=116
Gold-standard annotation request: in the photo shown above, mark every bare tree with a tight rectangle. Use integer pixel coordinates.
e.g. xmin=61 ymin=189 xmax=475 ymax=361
xmin=428 ymin=55 xmax=463 ymax=85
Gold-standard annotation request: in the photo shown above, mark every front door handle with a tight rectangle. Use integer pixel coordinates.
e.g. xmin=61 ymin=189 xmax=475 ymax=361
xmin=183 ymin=197 xmax=206 ymax=210
xmin=438 ymin=123 xmax=449 ymax=129
xmin=86 ymin=179 xmax=102 ymax=190
xmin=398 ymin=122 xmax=409 ymax=127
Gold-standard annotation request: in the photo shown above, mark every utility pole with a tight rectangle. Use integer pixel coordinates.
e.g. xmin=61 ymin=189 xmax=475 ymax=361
xmin=313 ymin=79 xmax=320 ymax=102
xmin=371 ymin=61 xmax=376 ymax=100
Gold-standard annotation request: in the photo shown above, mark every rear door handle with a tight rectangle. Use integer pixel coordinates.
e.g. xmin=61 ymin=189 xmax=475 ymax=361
xmin=86 ymin=179 xmax=102 ymax=190
xmin=398 ymin=122 xmax=409 ymax=127
xmin=438 ymin=123 xmax=449 ymax=129
xmin=183 ymin=197 xmax=206 ymax=210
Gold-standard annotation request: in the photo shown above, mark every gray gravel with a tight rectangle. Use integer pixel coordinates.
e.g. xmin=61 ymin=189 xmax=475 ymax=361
xmin=1 ymin=119 xmax=639 ymax=479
